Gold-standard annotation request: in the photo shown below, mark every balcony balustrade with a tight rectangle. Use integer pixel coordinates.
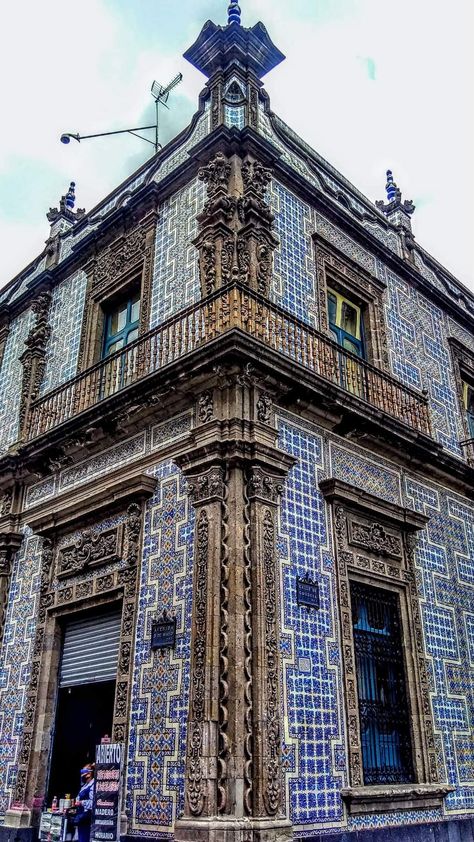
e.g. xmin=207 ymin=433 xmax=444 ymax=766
xmin=26 ymin=283 xmax=431 ymax=440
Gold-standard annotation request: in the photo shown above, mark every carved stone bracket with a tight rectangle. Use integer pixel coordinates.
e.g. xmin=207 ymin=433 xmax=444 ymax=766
xmin=247 ymin=466 xmax=283 ymax=503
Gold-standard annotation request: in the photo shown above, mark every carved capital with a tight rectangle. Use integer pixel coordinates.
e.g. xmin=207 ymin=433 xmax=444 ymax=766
xmin=247 ymin=467 xmax=283 ymax=503
xmin=187 ymin=466 xmax=225 ymax=504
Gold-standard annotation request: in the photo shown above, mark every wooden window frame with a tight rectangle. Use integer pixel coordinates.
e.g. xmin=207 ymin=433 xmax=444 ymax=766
xmin=313 ymin=234 xmax=389 ymax=372
xmin=77 ymin=213 xmax=156 ymax=374
xmin=448 ymin=337 xmax=474 ymax=463
xmin=319 ymin=478 xmax=453 ymax=815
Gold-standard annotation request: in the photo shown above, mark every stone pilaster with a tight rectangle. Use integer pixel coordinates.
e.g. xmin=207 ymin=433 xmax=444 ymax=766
xmin=194 ymin=151 xmax=278 ymax=300
xmin=0 ymin=509 xmax=22 ymax=651
xmin=18 ymin=290 xmax=52 ymax=439
xmin=175 ymin=375 xmax=294 ymax=842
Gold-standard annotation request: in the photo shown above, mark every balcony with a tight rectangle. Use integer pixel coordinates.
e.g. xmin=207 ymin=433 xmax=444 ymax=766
xmin=26 ymin=282 xmax=431 ymax=441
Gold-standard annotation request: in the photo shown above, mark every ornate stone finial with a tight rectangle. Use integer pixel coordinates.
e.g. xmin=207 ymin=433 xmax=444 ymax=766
xmin=376 ymin=169 xmax=415 ymax=217
xmin=46 ymin=181 xmax=85 ymax=223
xmin=385 ymin=169 xmax=398 ymax=203
xmin=376 ymin=169 xmax=416 ymax=259
xmin=227 ymin=1 xmax=241 ymax=25
xmin=65 ymin=181 xmax=76 ymax=210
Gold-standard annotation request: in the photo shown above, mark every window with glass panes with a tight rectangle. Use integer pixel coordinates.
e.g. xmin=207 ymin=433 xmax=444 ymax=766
xmin=103 ymin=293 xmax=140 ymax=357
xmin=462 ymin=381 xmax=474 ymax=438
xmin=350 ymin=580 xmax=414 ymax=785
xmin=327 ymin=288 xmax=364 ymax=358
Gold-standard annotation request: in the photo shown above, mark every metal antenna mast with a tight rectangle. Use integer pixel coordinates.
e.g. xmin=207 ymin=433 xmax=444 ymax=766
xmin=151 ymin=73 xmax=183 ymax=151
xmin=60 ymin=72 xmax=182 ymax=154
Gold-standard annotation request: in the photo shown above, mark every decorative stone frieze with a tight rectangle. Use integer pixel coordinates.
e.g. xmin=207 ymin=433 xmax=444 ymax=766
xmin=57 ymin=525 xmax=123 ymax=578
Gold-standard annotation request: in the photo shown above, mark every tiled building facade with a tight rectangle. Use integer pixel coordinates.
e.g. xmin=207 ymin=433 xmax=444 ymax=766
xmin=0 ymin=4 xmax=473 ymax=842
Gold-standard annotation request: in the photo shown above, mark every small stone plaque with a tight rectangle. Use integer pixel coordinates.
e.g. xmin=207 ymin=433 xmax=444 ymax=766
xmin=296 ymin=575 xmax=320 ymax=610
xmin=151 ymin=612 xmax=176 ymax=651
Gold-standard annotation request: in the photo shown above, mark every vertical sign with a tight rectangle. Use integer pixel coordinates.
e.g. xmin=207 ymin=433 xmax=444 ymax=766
xmin=91 ymin=743 xmax=123 ymax=842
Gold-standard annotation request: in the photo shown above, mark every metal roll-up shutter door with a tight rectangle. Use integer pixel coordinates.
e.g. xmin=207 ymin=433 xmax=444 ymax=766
xmin=60 ymin=611 xmax=121 ymax=687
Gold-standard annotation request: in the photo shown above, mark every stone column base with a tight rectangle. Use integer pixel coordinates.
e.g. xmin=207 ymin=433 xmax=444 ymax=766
xmin=3 ymin=806 xmax=34 ymax=828
xmin=174 ymin=816 xmax=293 ymax=842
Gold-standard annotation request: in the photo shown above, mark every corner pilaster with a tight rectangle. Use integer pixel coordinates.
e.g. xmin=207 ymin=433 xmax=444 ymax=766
xmin=175 ymin=375 xmax=294 ymax=842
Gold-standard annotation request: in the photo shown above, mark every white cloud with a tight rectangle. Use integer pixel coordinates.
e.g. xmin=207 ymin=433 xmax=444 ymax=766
xmin=0 ymin=0 xmax=472 ymax=289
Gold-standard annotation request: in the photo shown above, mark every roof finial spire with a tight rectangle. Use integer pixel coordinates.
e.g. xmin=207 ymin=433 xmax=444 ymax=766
xmin=227 ymin=1 xmax=241 ymax=25
xmin=385 ymin=169 xmax=398 ymax=203
xmin=65 ymin=181 xmax=76 ymax=210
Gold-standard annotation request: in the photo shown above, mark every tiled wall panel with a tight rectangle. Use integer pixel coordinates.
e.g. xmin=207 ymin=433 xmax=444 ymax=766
xmin=125 ymin=461 xmax=194 ymax=838
xmin=270 ymin=180 xmax=317 ymax=325
xmin=0 ymin=532 xmax=42 ymax=821
xmin=277 ymin=414 xmax=346 ymax=829
xmin=0 ymin=308 xmax=33 ymax=454
xmin=405 ymin=478 xmax=474 ymax=814
xmin=40 ymin=271 xmax=87 ymax=395
xmin=382 ymin=268 xmax=463 ymax=455
xmin=149 ymin=179 xmax=205 ymax=328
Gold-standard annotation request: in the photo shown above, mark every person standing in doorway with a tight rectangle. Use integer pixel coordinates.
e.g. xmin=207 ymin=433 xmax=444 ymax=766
xmin=75 ymin=763 xmax=95 ymax=842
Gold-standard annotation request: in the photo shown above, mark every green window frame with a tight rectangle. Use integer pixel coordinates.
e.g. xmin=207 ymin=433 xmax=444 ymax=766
xmin=103 ymin=292 xmax=140 ymax=358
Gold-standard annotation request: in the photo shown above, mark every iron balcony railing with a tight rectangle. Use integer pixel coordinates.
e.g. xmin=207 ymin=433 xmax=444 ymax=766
xmin=27 ymin=282 xmax=431 ymax=440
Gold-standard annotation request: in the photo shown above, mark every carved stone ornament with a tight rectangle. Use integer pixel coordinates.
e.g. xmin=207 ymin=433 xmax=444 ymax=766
xmin=256 ymin=392 xmax=272 ymax=423
xmin=198 ymin=151 xmax=231 ymax=201
xmin=58 ymin=526 xmax=122 ymax=578
xmin=94 ymin=227 xmax=146 ymax=289
xmin=187 ymin=467 xmax=225 ymax=504
xmin=19 ymin=290 xmax=52 ymax=432
xmin=125 ymin=502 xmax=142 ymax=567
xmin=262 ymin=508 xmax=281 ymax=815
xmin=197 ymin=389 xmax=214 ymax=424
xmin=241 ymin=160 xmax=272 ymax=200
xmin=349 ymin=520 xmax=402 ymax=558
xmin=218 ymin=465 xmax=230 ymax=813
xmin=186 ymin=509 xmax=209 ymax=816
xmin=0 ymin=488 xmax=13 ymax=516
xmin=247 ymin=467 xmax=283 ymax=503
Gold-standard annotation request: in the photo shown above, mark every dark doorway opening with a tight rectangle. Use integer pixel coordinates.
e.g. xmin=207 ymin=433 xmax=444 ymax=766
xmin=47 ymin=680 xmax=115 ymax=802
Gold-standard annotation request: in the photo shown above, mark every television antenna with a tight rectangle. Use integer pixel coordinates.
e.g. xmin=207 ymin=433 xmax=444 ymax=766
xmin=151 ymin=73 xmax=183 ymax=152
xmin=60 ymin=72 xmax=183 ymax=154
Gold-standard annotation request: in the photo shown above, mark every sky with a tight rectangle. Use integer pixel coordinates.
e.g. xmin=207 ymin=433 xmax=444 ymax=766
xmin=0 ymin=0 xmax=473 ymax=291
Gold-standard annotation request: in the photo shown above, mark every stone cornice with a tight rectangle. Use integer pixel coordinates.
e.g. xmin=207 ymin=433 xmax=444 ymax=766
xmin=341 ymin=782 xmax=454 ymax=815
xmin=6 ymin=328 xmax=474 ymax=500
xmin=319 ymin=478 xmax=429 ymax=530
xmin=25 ymin=470 xmax=156 ymax=535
